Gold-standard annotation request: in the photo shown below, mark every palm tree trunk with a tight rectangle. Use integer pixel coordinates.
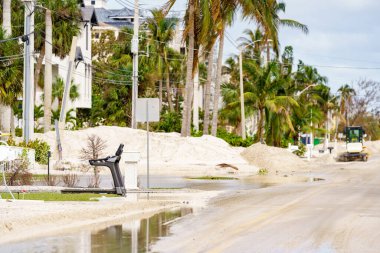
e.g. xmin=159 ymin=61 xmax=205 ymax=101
xmin=3 ymin=0 xmax=11 ymax=36
xmin=211 ymin=26 xmax=225 ymax=136
xmin=181 ymin=0 xmax=195 ymax=137
xmin=1 ymin=0 xmax=12 ymax=134
xmin=192 ymin=67 xmax=199 ymax=132
xmin=203 ymin=49 xmax=214 ymax=135
xmin=166 ymin=65 xmax=174 ymax=112
xmin=159 ymin=80 xmax=163 ymax=111
xmin=10 ymin=107 xmax=15 ymax=137
xmin=257 ymin=107 xmax=265 ymax=142
xmin=44 ymin=9 xmax=52 ymax=133
xmin=34 ymin=44 xmax=45 ymax=102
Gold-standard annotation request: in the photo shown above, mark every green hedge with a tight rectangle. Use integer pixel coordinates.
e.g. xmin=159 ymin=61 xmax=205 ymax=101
xmin=8 ymin=138 xmax=50 ymax=165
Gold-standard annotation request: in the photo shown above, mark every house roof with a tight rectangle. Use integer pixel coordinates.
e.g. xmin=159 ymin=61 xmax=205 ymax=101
xmin=81 ymin=6 xmax=98 ymax=24
xmin=93 ymin=7 xmax=137 ymax=29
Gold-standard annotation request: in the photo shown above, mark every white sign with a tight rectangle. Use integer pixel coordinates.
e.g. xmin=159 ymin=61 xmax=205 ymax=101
xmin=136 ymin=98 xmax=160 ymax=123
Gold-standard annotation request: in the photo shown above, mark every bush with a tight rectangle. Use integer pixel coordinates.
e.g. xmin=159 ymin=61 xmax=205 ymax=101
xmin=62 ymin=174 xmax=79 ymax=187
xmin=9 ymin=139 xmax=50 ymax=165
xmin=293 ymin=143 xmax=306 ymax=157
xmin=15 ymin=127 xmax=22 ymax=137
xmin=156 ymin=112 xmax=182 ymax=133
xmin=216 ymin=128 xmax=255 ymax=147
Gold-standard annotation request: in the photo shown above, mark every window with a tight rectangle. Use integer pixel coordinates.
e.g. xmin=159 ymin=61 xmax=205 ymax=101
xmin=130 ymin=18 xmax=134 ymax=23
xmin=94 ymin=32 xmax=99 ymax=39
xmin=91 ymin=0 xmax=95 ymax=5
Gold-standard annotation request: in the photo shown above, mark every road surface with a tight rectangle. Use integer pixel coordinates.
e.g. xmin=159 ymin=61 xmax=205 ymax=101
xmin=153 ymin=154 xmax=380 ymax=252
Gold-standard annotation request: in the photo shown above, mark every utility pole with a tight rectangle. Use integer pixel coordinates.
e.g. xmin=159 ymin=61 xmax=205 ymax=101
xmin=22 ymin=0 xmax=35 ymax=143
xmin=131 ymin=0 xmax=139 ymax=129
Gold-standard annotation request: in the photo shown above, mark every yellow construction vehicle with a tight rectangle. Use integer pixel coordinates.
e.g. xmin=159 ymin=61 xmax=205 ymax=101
xmin=343 ymin=126 xmax=368 ymax=162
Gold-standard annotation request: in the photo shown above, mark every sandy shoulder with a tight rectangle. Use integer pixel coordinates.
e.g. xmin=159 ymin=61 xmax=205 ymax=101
xmin=0 ymin=189 xmax=219 ymax=245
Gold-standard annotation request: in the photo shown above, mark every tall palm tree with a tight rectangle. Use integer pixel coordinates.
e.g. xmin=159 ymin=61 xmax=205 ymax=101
xmin=210 ymin=1 xmax=238 ymax=136
xmin=0 ymin=0 xmax=23 ymax=135
xmin=243 ymin=60 xmax=298 ymax=143
xmin=245 ymin=1 xmax=308 ymax=61
xmin=238 ymin=28 xmax=265 ymax=65
xmin=338 ymin=84 xmax=356 ymax=127
xmin=146 ymin=9 xmax=177 ymax=112
xmin=0 ymin=27 xmax=23 ymax=135
xmin=34 ymin=0 xmax=81 ymax=101
xmin=52 ymin=77 xmax=79 ymax=107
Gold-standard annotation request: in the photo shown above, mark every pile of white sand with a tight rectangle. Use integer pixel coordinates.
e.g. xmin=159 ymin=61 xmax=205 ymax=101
xmin=33 ymin=126 xmax=248 ymax=169
xmin=241 ymin=143 xmax=311 ymax=173
xmin=364 ymin=141 xmax=380 ymax=155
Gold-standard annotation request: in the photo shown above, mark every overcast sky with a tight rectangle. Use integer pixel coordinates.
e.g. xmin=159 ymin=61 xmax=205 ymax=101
xmin=108 ymin=0 xmax=380 ymax=92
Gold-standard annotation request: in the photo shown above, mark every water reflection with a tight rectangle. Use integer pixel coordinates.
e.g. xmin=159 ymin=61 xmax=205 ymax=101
xmin=0 ymin=208 xmax=192 ymax=253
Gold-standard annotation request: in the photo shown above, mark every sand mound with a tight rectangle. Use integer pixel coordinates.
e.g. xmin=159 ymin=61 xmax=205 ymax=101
xmin=33 ymin=126 xmax=248 ymax=169
xmin=364 ymin=141 xmax=380 ymax=155
xmin=241 ymin=143 xmax=310 ymax=173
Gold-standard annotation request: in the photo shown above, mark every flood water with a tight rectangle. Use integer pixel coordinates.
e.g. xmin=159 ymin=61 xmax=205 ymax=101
xmin=0 ymin=208 xmax=192 ymax=253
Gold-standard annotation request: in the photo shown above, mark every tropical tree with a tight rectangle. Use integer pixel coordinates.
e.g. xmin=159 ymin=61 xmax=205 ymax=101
xmin=34 ymin=0 xmax=81 ymax=103
xmin=242 ymin=60 xmax=298 ymax=144
xmin=244 ymin=1 xmax=308 ymax=61
xmin=52 ymin=77 xmax=79 ymax=107
xmin=210 ymin=1 xmax=238 ymax=136
xmin=0 ymin=0 xmax=24 ymax=135
xmin=338 ymin=84 xmax=356 ymax=126
xmin=146 ymin=9 xmax=177 ymax=112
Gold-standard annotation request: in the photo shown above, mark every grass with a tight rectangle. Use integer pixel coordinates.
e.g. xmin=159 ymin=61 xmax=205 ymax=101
xmin=188 ymin=176 xmax=238 ymax=180
xmin=0 ymin=192 xmax=119 ymax=201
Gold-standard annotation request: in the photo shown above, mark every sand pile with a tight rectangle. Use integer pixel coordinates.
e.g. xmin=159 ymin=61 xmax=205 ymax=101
xmin=241 ymin=143 xmax=311 ymax=173
xmin=364 ymin=141 xmax=380 ymax=155
xmin=33 ymin=126 xmax=248 ymax=169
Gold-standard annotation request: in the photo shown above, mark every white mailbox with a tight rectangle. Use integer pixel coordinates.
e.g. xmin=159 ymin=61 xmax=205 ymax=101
xmin=122 ymin=151 xmax=140 ymax=189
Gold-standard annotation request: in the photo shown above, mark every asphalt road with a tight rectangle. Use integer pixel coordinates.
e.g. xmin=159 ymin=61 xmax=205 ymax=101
xmin=152 ymin=154 xmax=380 ymax=253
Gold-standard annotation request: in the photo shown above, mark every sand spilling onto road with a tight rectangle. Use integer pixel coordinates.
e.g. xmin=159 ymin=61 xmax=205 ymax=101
xmin=32 ymin=126 xmax=253 ymax=175
xmin=241 ymin=143 xmax=311 ymax=173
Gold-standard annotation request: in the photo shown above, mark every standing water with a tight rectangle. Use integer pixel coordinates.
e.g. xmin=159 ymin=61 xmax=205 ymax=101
xmin=0 ymin=208 xmax=192 ymax=253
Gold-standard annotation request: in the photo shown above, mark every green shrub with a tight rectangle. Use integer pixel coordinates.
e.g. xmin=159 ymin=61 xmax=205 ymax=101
xmin=15 ymin=127 xmax=22 ymax=137
xmin=216 ymin=128 xmax=255 ymax=147
xmin=10 ymin=139 xmax=50 ymax=165
xmin=156 ymin=112 xmax=182 ymax=133
xmin=293 ymin=143 xmax=306 ymax=157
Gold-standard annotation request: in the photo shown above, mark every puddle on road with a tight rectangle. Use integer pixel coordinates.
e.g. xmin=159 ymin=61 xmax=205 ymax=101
xmin=0 ymin=208 xmax=192 ymax=253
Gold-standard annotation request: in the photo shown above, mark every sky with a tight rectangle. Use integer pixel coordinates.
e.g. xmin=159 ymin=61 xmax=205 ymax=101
xmin=107 ymin=0 xmax=380 ymax=93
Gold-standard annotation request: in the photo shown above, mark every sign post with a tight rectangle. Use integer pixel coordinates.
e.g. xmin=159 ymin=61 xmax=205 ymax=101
xmin=136 ymin=98 xmax=159 ymax=189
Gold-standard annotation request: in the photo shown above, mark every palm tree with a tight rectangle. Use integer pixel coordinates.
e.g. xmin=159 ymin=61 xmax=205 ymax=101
xmin=52 ymin=77 xmax=79 ymax=107
xmin=243 ymin=61 xmax=298 ymax=143
xmin=210 ymin=1 xmax=238 ymax=136
xmin=34 ymin=0 xmax=81 ymax=102
xmin=238 ymin=28 xmax=265 ymax=65
xmin=245 ymin=1 xmax=309 ymax=61
xmin=146 ymin=9 xmax=177 ymax=112
xmin=338 ymin=84 xmax=356 ymax=127
xmin=0 ymin=27 xmax=23 ymax=135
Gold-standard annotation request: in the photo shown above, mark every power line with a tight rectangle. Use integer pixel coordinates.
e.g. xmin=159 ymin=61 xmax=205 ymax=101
xmin=0 ymin=31 xmax=34 ymax=43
